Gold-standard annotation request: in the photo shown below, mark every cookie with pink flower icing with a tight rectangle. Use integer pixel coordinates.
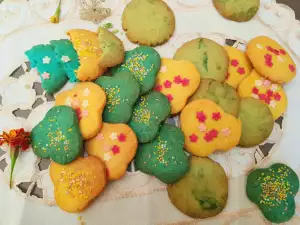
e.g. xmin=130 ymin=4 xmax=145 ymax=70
xmin=153 ymin=58 xmax=201 ymax=114
xmin=85 ymin=123 xmax=138 ymax=180
xmin=224 ymin=46 xmax=253 ymax=89
xmin=180 ymin=99 xmax=242 ymax=157
xmin=238 ymin=69 xmax=287 ymax=120
xmin=246 ymin=36 xmax=296 ymax=83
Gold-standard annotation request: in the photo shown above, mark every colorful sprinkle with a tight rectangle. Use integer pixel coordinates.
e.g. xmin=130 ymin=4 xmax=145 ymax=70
xmin=279 ymin=49 xmax=286 ymax=55
xmin=103 ymin=153 xmax=111 ymax=161
xmin=267 ymin=90 xmax=273 ymax=97
xmin=82 ymin=100 xmax=89 ymax=108
xmin=160 ymin=66 xmax=167 ymax=73
xmin=263 ymin=80 xmax=271 ymax=87
xmin=96 ymin=133 xmax=104 ymax=140
xmin=204 ymin=129 xmax=218 ymax=142
xmin=221 ymin=128 xmax=231 ymax=137
xmin=83 ymin=88 xmax=90 ymax=97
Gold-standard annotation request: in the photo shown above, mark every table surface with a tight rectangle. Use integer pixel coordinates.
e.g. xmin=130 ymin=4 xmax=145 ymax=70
xmin=278 ymin=0 xmax=300 ymax=19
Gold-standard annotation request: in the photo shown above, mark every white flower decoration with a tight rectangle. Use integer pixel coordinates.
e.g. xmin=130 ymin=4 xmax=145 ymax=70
xmin=61 ymin=55 xmax=71 ymax=63
xmin=83 ymin=88 xmax=90 ymax=97
xmin=42 ymin=56 xmax=51 ymax=64
xmin=41 ymin=72 xmax=50 ymax=80
xmin=255 ymin=80 xmax=263 ymax=87
xmin=65 ymin=97 xmax=72 ymax=106
xmin=252 ymin=94 xmax=259 ymax=99
xmin=269 ymin=100 xmax=277 ymax=108
xmin=256 ymin=44 xmax=263 ymax=49
xmin=109 ymin=132 xmax=118 ymax=140
xmin=277 ymin=56 xmax=284 ymax=62
xmin=82 ymin=100 xmax=89 ymax=108
xmin=160 ymin=66 xmax=167 ymax=73
xmin=271 ymin=84 xmax=278 ymax=91
xmin=103 ymin=153 xmax=111 ymax=161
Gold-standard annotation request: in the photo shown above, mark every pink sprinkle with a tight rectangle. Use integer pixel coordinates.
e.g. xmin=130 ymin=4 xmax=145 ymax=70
xmin=164 ymin=80 xmax=172 ymax=88
xmin=196 ymin=111 xmax=207 ymax=123
xmin=111 ymin=145 xmax=120 ymax=155
xmin=263 ymin=80 xmax=271 ymax=87
xmin=181 ymin=78 xmax=190 ymax=87
xmin=198 ymin=123 xmax=206 ymax=132
xmin=252 ymin=87 xmax=259 ymax=94
xmin=237 ymin=67 xmax=245 ymax=75
xmin=118 ymin=133 xmax=126 ymax=142
xmin=280 ymin=49 xmax=286 ymax=55
xmin=167 ymin=94 xmax=173 ymax=102
xmin=174 ymin=75 xmax=182 ymax=84
xmin=289 ymin=64 xmax=296 ymax=73
xmin=231 ymin=60 xmax=239 ymax=67
xmin=212 ymin=112 xmax=221 ymax=121
xmin=96 ymin=133 xmax=104 ymax=140
xmin=221 ymin=128 xmax=231 ymax=137
xmin=42 ymin=72 xmax=50 ymax=80
xmin=154 ymin=84 xmax=163 ymax=92
xmin=103 ymin=144 xmax=111 ymax=152
xmin=189 ymin=134 xmax=198 ymax=143
xmin=274 ymin=93 xmax=281 ymax=101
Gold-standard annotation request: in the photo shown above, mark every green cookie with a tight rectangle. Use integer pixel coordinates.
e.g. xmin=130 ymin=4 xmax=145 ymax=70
xmin=135 ymin=124 xmax=189 ymax=184
xmin=129 ymin=91 xmax=171 ymax=143
xmin=50 ymin=39 xmax=80 ymax=82
xmin=94 ymin=71 xmax=140 ymax=123
xmin=174 ymin=38 xmax=229 ymax=82
xmin=25 ymin=44 xmax=68 ymax=94
xmin=189 ymin=79 xmax=240 ymax=117
xmin=31 ymin=106 xmax=83 ymax=165
xmin=167 ymin=156 xmax=228 ymax=219
xmin=213 ymin=0 xmax=260 ymax=22
xmin=238 ymin=97 xmax=274 ymax=147
xmin=110 ymin=46 xmax=161 ymax=95
xmin=246 ymin=163 xmax=299 ymax=223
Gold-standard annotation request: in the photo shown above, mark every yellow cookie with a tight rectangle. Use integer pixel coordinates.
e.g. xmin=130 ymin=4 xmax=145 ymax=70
xmin=50 ymin=156 xmax=107 ymax=213
xmin=67 ymin=29 xmax=106 ymax=81
xmin=238 ymin=69 xmax=287 ymax=120
xmin=246 ymin=36 xmax=296 ymax=83
xmin=224 ymin=46 xmax=253 ymax=89
xmin=86 ymin=123 xmax=138 ymax=180
xmin=55 ymin=82 xmax=106 ymax=140
xmin=180 ymin=99 xmax=242 ymax=157
xmin=154 ymin=59 xmax=201 ymax=114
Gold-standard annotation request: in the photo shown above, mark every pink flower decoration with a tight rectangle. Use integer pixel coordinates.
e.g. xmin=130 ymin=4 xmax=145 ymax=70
xmin=274 ymin=93 xmax=281 ymax=101
xmin=252 ymin=87 xmax=259 ymax=94
xmin=189 ymin=134 xmax=198 ymax=143
xmin=273 ymin=49 xmax=280 ymax=55
xmin=231 ymin=60 xmax=239 ymax=67
xmin=204 ymin=129 xmax=219 ymax=142
xmin=166 ymin=94 xmax=173 ymax=102
xmin=181 ymin=78 xmax=190 ymax=87
xmin=266 ymin=46 xmax=274 ymax=52
xmin=212 ymin=112 xmax=221 ymax=121
xmin=265 ymin=96 xmax=271 ymax=104
xmin=42 ymin=72 xmax=50 ymax=80
xmin=264 ymin=54 xmax=272 ymax=61
xmin=174 ymin=75 xmax=182 ymax=84
xmin=265 ymin=61 xmax=273 ymax=68
xmin=196 ymin=111 xmax=206 ymax=123
xmin=164 ymin=80 xmax=172 ymax=88
xmin=221 ymin=128 xmax=231 ymax=137
xmin=96 ymin=133 xmax=104 ymax=140
xmin=154 ymin=85 xmax=163 ymax=92
xmin=259 ymin=94 xmax=266 ymax=100
xmin=280 ymin=49 xmax=286 ymax=55
xmin=266 ymin=89 xmax=273 ymax=97
xmin=72 ymin=99 xmax=81 ymax=108
xmin=198 ymin=123 xmax=206 ymax=132
xmin=237 ymin=67 xmax=245 ymax=75
xmin=81 ymin=110 xmax=89 ymax=118
xmin=263 ymin=80 xmax=271 ymax=87
xmin=289 ymin=64 xmax=296 ymax=73
xmin=111 ymin=145 xmax=120 ymax=155
xmin=103 ymin=144 xmax=111 ymax=152
xmin=118 ymin=133 xmax=126 ymax=142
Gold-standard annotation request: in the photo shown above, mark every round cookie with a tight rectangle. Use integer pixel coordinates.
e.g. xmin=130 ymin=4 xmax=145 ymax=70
xmin=135 ymin=124 xmax=189 ymax=184
xmin=55 ymin=82 xmax=106 ymax=140
xmin=167 ymin=156 xmax=228 ymax=219
xmin=110 ymin=46 xmax=161 ymax=95
xmin=246 ymin=36 xmax=296 ymax=83
xmin=154 ymin=58 xmax=201 ymax=114
xmin=224 ymin=46 xmax=253 ymax=89
xmin=50 ymin=156 xmax=107 ymax=213
xmin=238 ymin=69 xmax=287 ymax=120
xmin=86 ymin=123 xmax=138 ymax=180
xmin=189 ymin=79 xmax=240 ymax=117
xmin=122 ymin=0 xmax=175 ymax=46
xmin=246 ymin=163 xmax=299 ymax=223
xmin=95 ymin=71 xmax=140 ymax=123
xmin=238 ymin=97 xmax=274 ymax=147
xmin=174 ymin=38 xmax=229 ymax=82
xmin=128 ymin=91 xmax=171 ymax=143
xmin=31 ymin=106 xmax=83 ymax=165
xmin=213 ymin=0 xmax=260 ymax=22
xmin=180 ymin=99 xmax=242 ymax=157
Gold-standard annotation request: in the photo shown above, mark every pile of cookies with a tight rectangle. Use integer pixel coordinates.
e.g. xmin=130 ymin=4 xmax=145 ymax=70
xmin=24 ymin=0 xmax=299 ymax=223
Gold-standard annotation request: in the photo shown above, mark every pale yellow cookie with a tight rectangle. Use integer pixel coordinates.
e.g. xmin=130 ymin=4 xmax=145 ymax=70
xmin=154 ymin=58 xmax=201 ymax=114
xmin=50 ymin=156 xmax=107 ymax=213
xmin=86 ymin=123 xmax=138 ymax=180
xmin=224 ymin=46 xmax=253 ymax=89
xmin=247 ymin=36 xmax=296 ymax=83
xmin=238 ymin=69 xmax=287 ymax=120
xmin=55 ymin=82 xmax=106 ymax=140
xmin=180 ymin=99 xmax=242 ymax=157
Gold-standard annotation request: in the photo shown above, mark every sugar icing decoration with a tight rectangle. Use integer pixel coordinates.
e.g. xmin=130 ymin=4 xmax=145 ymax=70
xmin=164 ymin=80 xmax=172 ymax=88
xmin=198 ymin=123 xmax=206 ymax=132
xmin=289 ymin=64 xmax=296 ymax=73
xmin=166 ymin=94 xmax=173 ymax=102
xmin=160 ymin=66 xmax=167 ymax=73
xmin=42 ymin=72 xmax=50 ymax=80
xmin=174 ymin=75 xmax=182 ymax=84
xmin=61 ymin=55 xmax=71 ymax=63
xmin=196 ymin=111 xmax=207 ymax=123
xmin=189 ymin=134 xmax=198 ymax=143
xmin=83 ymin=88 xmax=90 ymax=97
xmin=118 ymin=133 xmax=126 ymax=142
xmin=42 ymin=56 xmax=51 ymax=64
xmin=212 ymin=112 xmax=221 ymax=121
xmin=204 ymin=129 xmax=218 ymax=142
xmin=221 ymin=128 xmax=231 ymax=137
xmin=82 ymin=100 xmax=89 ymax=108
xmin=109 ymin=132 xmax=118 ymax=140
xmin=111 ymin=145 xmax=120 ymax=155
xmin=104 ymin=153 xmax=112 ymax=161
xmin=132 ymin=96 xmax=151 ymax=125
xmin=231 ymin=59 xmax=239 ymax=67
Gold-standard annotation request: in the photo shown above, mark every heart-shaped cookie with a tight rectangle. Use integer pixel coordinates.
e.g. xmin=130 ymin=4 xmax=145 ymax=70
xmin=31 ymin=106 xmax=82 ymax=165
xmin=50 ymin=156 xmax=107 ymax=213
xmin=55 ymin=82 xmax=106 ymax=140
xmin=86 ymin=123 xmax=137 ymax=180
xmin=180 ymin=99 xmax=242 ymax=157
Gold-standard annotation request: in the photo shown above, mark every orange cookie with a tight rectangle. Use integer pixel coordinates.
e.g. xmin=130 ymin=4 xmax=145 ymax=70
xmin=224 ymin=46 xmax=253 ymax=89
xmin=238 ymin=69 xmax=287 ymax=120
xmin=85 ymin=123 xmax=138 ymax=180
xmin=67 ymin=29 xmax=106 ymax=81
xmin=180 ymin=99 xmax=242 ymax=157
xmin=50 ymin=156 xmax=107 ymax=213
xmin=154 ymin=58 xmax=201 ymax=114
xmin=55 ymin=82 xmax=106 ymax=140
xmin=247 ymin=36 xmax=296 ymax=83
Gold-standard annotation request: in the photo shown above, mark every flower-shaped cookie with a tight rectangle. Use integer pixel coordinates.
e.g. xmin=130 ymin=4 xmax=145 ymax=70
xmin=180 ymin=99 xmax=242 ymax=157
xmin=129 ymin=91 xmax=171 ymax=143
xmin=86 ymin=123 xmax=137 ymax=180
xmin=246 ymin=163 xmax=299 ymax=223
xmin=224 ymin=46 xmax=253 ymax=89
xmin=247 ymin=36 xmax=296 ymax=83
xmin=238 ymin=69 xmax=287 ymax=120
xmin=31 ymin=106 xmax=83 ymax=165
xmin=154 ymin=58 xmax=201 ymax=114
xmin=135 ymin=124 xmax=189 ymax=184
xmin=50 ymin=156 xmax=107 ymax=213
xmin=55 ymin=82 xmax=106 ymax=140
xmin=95 ymin=71 xmax=140 ymax=123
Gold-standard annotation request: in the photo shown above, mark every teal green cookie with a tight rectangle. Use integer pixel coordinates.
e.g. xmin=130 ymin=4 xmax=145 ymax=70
xmin=25 ymin=44 xmax=68 ymax=94
xmin=246 ymin=163 xmax=299 ymax=223
xmin=50 ymin=39 xmax=80 ymax=82
xmin=31 ymin=106 xmax=83 ymax=165
xmin=110 ymin=46 xmax=161 ymax=95
xmin=135 ymin=124 xmax=189 ymax=184
xmin=167 ymin=156 xmax=228 ymax=218
xmin=129 ymin=91 xmax=171 ymax=143
xmin=94 ymin=71 xmax=140 ymax=123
